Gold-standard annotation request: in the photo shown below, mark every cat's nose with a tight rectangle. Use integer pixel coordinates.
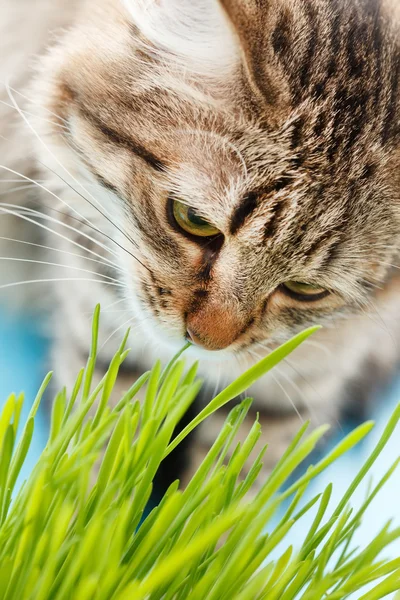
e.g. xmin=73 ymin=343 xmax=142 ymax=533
xmin=185 ymin=305 xmax=247 ymax=351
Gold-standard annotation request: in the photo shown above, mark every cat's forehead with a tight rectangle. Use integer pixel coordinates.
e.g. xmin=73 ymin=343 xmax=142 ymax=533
xmin=55 ymin=0 xmax=399 ymax=233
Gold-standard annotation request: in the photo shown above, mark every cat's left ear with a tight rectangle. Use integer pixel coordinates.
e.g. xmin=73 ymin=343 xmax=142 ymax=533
xmin=217 ymin=0 xmax=295 ymax=109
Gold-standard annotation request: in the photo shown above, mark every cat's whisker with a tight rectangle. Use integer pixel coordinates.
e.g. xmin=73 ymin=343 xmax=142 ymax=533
xmin=270 ymin=373 xmax=304 ymax=423
xmin=298 ymin=339 xmax=333 ymax=358
xmin=0 ymin=236 xmax=129 ymax=277
xmin=374 ymin=261 xmax=400 ymax=271
xmin=211 ymin=366 xmax=222 ymax=399
xmin=2 ymin=84 xmax=70 ymax=125
xmin=364 ymin=298 xmax=399 ymax=353
xmin=88 ymin=308 xmax=131 ymax=315
xmin=273 ymin=364 xmax=320 ymax=423
xmin=252 ymin=341 xmax=346 ymax=432
xmin=28 ymin=203 xmax=125 ymax=262
xmin=0 ymin=277 xmax=125 ymax=292
xmin=6 ymin=84 xmax=147 ymax=265
xmin=0 ymin=257 xmax=121 ymax=284
xmin=0 ymin=202 xmax=120 ymax=262
xmin=38 ymin=158 xmax=142 ymax=254
xmin=355 ymin=302 xmax=393 ymax=345
xmin=99 ymin=297 xmax=127 ymax=312
xmin=83 ymin=298 xmax=129 ymax=320
xmin=0 ymin=143 xmax=99 ymax=239
xmin=0 ymin=164 xmax=150 ymax=273
xmin=280 ymin=358 xmax=345 ymax=430
xmin=0 ymin=100 xmax=69 ymax=131
xmin=0 ymin=184 xmax=38 ymax=197
xmin=247 ymin=347 xmax=303 ymax=421
xmin=3 ymin=201 xmax=136 ymax=278
xmin=234 ymin=353 xmax=251 ymax=401
xmin=99 ymin=314 xmax=152 ymax=352
xmin=0 ymin=167 xmax=120 ymax=256
xmin=0 ymin=179 xmax=46 ymax=183
xmin=0 ymin=205 xmax=125 ymax=274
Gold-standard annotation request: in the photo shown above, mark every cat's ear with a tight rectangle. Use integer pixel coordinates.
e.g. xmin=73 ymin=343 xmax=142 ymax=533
xmin=123 ymin=0 xmax=239 ymax=77
xmin=217 ymin=0 xmax=291 ymax=109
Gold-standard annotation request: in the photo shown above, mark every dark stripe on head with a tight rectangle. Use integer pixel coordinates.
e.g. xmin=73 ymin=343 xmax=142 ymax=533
xmin=264 ymin=199 xmax=288 ymax=240
xmin=346 ymin=19 xmax=368 ymax=81
xmin=313 ymin=112 xmax=327 ymax=139
xmin=290 ymin=117 xmax=305 ymax=150
xmin=304 ymin=230 xmax=342 ymax=267
xmin=360 ymin=162 xmax=378 ymax=180
xmin=77 ymin=105 xmax=166 ymax=172
xmin=313 ymin=5 xmax=342 ymax=92
xmin=272 ymin=10 xmax=292 ymax=60
xmin=295 ymin=2 xmax=319 ymax=102
xmin=381 ymin=52 xmax=400 ymax=144
xmin=230 ymin=192 xmax=258 ymax=234
xmin=321 ymin=239 xmax=341 ymax=268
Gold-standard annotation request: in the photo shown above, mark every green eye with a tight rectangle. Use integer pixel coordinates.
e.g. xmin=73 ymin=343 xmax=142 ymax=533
xmin=172 ymin=200 xmax=220 ymax=238
xmin=282 ymin=281 xmax=329 ymax=301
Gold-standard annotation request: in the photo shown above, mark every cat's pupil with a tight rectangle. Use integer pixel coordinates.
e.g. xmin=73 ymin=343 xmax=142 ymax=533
xmin=187 ymin=207 xmax=209 ymax=227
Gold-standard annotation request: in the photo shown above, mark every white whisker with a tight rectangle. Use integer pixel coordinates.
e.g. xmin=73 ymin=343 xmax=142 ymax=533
xmin=0 ymin=235 xmax=129 ymax=276
xmin=5 ymin=84 xmax=146 ymax=266
xmin=3 ymin=85 xmax=70 ymax=125
xmin=0 ymin=257 xmax=121 ymax=283
xmin=0 ymin=100 xmax=69 ymax=131
xmin=0 ymin=166 xmax=146 ymax=270
xmin=99 ymin=296 xmax=127 ymax=312
xmin=270 ymin=372 xmax=304 ymax=422
xmin=0 ymin=184 xmax=38 ymax=197
xmin=0 ymin=205 xmax=124 ymax=273
xmin=248 ymin=347 xmax=303 ymax=422
xmin=302 ymin=339 xmax=332 ymax=358
xmin=0 ymin=277 xmax=125 ymax=292
xmin=99 ymin=314 xmax=152 ymax=352
xmin=38 ymin=159 xmax=142 ymax=254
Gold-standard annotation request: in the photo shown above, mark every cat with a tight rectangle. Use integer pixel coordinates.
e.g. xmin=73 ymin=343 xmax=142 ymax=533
xmin=1 ymin=0 xmax=400 ymax=491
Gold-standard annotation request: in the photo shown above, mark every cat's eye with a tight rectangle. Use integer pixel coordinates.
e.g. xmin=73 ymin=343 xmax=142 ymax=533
xmin=282 ymin=281 xmax=330 ymax=302
xmin=172 ymin=199 xmax=220 ymax=238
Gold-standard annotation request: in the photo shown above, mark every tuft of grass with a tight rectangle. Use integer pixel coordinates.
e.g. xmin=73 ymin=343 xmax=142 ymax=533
xmin=0 ymin=306 xmax=399 ymax=599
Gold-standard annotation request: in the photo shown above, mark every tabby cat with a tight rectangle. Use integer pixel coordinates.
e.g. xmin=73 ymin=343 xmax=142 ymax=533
xmin=1 ymin=0 xmax=400 ymax=489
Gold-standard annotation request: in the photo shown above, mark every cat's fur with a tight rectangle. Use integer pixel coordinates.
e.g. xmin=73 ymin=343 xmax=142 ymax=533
xmin=1 ymin=0 xmax=400 ymax=487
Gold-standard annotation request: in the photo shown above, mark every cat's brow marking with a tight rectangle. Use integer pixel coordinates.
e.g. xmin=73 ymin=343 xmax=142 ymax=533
xmin=229 ymin=192 xmax=258 ymax=235
xmin=76 ymin=104 xmax=166 ymax=172
xmin=230 ymin=178 xmax=293 ymax=236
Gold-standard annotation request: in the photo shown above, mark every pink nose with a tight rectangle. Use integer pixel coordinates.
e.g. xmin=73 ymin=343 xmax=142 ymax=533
xmin=185 ymin=304 xmax=247 ymax=351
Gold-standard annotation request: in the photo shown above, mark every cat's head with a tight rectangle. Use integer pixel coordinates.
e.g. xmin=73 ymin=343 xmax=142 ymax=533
xmin=32 ymin=0 xmax=400 ymax=356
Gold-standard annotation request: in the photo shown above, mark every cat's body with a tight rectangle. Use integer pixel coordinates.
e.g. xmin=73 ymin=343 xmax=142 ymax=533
xmin=1 ymin=0 xmax=400 ymax=487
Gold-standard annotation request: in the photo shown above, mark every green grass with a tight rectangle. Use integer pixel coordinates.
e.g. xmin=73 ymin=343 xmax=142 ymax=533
xmin=0 ymin=305 xmax=399 ymax=599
